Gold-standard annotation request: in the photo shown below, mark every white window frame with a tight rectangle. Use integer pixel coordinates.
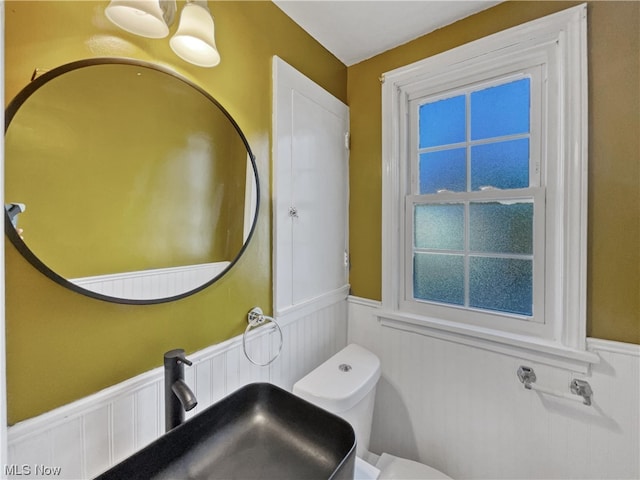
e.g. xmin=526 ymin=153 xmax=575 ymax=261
xmin=405 ymin=70 xmax=545 ymax=335
xmin=380 ymin=4 xmax=598 ymax=373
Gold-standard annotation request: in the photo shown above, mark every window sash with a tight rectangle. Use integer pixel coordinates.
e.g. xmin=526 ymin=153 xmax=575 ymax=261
xmin=403 ymin=70 xmax=545 ymax=329
xmin=403 ymin=187 xmax=546 ymax=331
xmin=409 ymin=67 xmax=544 ymax=195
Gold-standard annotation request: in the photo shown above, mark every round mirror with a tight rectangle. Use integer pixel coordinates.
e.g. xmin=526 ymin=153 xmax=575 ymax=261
xmin=4 ymin=58 xmax=259 ymax=304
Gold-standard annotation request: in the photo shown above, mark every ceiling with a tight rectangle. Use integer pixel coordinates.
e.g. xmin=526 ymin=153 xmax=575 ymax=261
xmin=273 ymin=1 xmax=502 ymax=66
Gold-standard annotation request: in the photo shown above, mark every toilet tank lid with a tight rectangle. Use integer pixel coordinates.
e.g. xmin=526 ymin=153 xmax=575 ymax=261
xmin=293 ymin=344 xmax=381 ymax=413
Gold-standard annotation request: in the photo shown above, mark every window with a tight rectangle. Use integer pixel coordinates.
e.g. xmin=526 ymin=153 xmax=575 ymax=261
xmin=409 ymin=75 xmax=543 ymax=325
xmin=381 ymin=5 xmax=597 ymax=371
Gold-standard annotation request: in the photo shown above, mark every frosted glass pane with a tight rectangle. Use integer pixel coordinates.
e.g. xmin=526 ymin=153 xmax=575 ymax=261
xmin=419 ymin=95 xmax=466 ymax=148
xmin=414 ymin=253 xmax=464 ymax=305
xmin=471 ymin=78 xmax=530 ymax=140
xmin=419 ymin=148 xmax=466 ymax=193
xmin=469 ymin=202 xmax=533 ymax=254
xmin=471 ymin=138 xmax=529 ymax=190
xmin=415 ymin=204 xmax=464 ymax=250
xmin=469 ymin=257 xmax=532 ymax=316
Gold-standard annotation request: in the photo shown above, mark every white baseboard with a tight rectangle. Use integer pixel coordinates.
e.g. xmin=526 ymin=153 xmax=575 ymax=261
xmin=587 ymin=337 xmax=640 ymax=357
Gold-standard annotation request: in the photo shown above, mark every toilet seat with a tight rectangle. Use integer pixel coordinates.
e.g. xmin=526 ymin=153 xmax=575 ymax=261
xmin=375 ymin=453 xmax=452 ymax=480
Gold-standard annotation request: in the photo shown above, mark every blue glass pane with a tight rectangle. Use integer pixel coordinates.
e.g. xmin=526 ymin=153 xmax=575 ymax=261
xmin=469 ymin=257 xmax=532 ymax=316
xmin=471 ymin=78 xmax=530 ymax=140
xmin=419 ymin=148 xmax=466 ymax=193
xmin=414 ymin=253 xmax=464 ymax=305
xmin=415 ymin=204 xmax=464 ymax=250
xmin=471 ymin=138 xmax=529 ymax=190
xmin=469 ymin=202 xmax=533 ymax=254
xmin=419 ymin=95 xmax=466 ymax=148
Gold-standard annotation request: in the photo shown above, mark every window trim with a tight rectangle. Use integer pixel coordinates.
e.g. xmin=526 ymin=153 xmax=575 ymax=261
xmin=380 ymin=4 xmax=598 ymax=372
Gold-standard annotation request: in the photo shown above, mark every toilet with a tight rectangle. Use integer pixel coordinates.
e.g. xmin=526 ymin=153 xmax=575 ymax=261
xmin=293 ymin=343 xmax=452 ymax=480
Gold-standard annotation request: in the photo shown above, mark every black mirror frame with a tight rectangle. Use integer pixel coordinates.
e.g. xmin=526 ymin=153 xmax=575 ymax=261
xmin=4 ymin=57 xmax=260 ymax=305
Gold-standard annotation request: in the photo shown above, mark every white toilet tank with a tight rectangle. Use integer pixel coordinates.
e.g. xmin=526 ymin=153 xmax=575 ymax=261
xmin=293 ymin=344 xmax=381 ymax=456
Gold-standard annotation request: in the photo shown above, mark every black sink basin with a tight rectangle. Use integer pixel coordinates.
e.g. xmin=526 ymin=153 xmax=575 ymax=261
xmin=95 ymin=382 xmax=356 ymax=480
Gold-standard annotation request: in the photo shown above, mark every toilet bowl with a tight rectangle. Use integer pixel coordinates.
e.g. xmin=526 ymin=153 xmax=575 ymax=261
xmin=293 ymin=344 xmax=452 ymax=480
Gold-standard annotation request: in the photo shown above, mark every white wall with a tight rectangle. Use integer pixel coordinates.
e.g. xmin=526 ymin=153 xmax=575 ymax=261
xmin=6 ymin=299 xmax=348 ymax=479
xmin=348 ymin=297 xmax=640 ymax=480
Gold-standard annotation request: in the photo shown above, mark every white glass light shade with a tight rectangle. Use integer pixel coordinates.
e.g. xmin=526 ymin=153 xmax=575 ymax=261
xmin=105 ymin=0 xmax=176 ymax=39
xmin=170 ymin=3 xmax=220 ymax=67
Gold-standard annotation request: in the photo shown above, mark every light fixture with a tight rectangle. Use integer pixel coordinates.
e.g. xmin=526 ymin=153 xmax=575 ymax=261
xmin=170 ymin=1 xmax=220 ymax=67
xmin=105 ymin=0 xmax=220 ymax=67
xmin=105 ymin=0 xmax=176 ymax=39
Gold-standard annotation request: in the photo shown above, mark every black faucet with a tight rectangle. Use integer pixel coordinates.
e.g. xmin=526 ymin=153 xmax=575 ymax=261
xmin=164 ymin=349 xmax=198 ymax=432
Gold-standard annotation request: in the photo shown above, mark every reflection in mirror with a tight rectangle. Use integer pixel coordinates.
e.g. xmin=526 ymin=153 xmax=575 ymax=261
xmin=5 ymin=58 xmax=259 ymax=304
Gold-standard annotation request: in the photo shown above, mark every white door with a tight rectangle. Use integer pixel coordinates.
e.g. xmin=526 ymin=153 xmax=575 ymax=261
xmin=272 ymin=57 xmax=349 ymax=315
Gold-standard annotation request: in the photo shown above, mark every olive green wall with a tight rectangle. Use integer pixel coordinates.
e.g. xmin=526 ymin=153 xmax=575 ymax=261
xmin=347 ymin=1 xmax=640 ymax=344
xmin=4 ymin=0 xmax=347 ymax=424
xmin=6 ymin=64 xmax=249 ymax=277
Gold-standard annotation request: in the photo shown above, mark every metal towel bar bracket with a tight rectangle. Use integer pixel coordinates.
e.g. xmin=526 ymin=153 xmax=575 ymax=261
xmin=243 ymin=307 xmax=283 ymax=367
xmin=517 ymin=366 xmax=593 ymax=406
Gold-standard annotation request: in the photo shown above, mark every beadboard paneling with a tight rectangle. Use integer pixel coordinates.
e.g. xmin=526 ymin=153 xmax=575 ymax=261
xmin=70 ymin=262 xmax=230 ymax=301
xmin=7 ymin=299 xmax=347 ymax=479
xmin=348 ymin=297 xmax=640 ymax=480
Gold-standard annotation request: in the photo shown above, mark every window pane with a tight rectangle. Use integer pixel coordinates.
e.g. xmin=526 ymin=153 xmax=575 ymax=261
xmin=415 ymin=204 xmax=464 ymax=250
xmin=414 ymin=253 xmax=464 ymax=305
xmin=419 ymin=148 xmax=466 ymax=193
xmin=471 ymin=138 xmax=529 ymax=190
xmin=470 ymin=78 xmax=530 ymax=140
xmin=469 ymin=257 xmax=532 ymax=316
xmin=419 ymin=95 xmax=466 ymax=148
xmin=469 ymin=202 xmax=533 ymax=254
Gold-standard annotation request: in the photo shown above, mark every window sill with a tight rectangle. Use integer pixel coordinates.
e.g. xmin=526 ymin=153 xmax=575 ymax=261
xmin=376 ymin=310 xmax=599 ymax=374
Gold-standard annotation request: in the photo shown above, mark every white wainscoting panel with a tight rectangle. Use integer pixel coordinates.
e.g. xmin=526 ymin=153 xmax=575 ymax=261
xmin=6 ymin=299 xmax=347 ymax=479
xmin=348 ymin=296 xmax=640 ymax=480
xmin=70 ymin=261 xmax=231 ymax=300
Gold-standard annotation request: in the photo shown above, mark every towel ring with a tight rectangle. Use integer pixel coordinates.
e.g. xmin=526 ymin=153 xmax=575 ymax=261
xmin=243 ymin=307 xmax=283 ymax=366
